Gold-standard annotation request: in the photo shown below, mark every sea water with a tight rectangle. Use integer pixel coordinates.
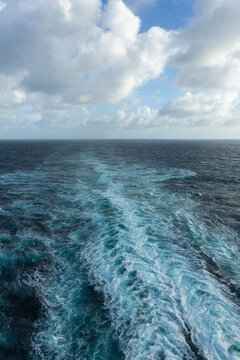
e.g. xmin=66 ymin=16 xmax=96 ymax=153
xmin=0 ymin=140 xmax=240 ymax=360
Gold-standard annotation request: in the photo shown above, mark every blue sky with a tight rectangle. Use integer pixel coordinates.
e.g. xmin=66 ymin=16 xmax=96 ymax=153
xmin=137 ymin=0 xmax=194 ymax=32
xmin=0 ymin=0 xmax=240 ymax=139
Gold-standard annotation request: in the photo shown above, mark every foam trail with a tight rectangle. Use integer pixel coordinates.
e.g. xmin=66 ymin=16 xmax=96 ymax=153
xmin=0 ymin=158 xmax=123 ymax=359
xmin=4 ymin=152 xmax=239 ymax=360
xmin=76 ymin=155 xmax=240 ymax=360
xmin=27 ymin=158 xmax=124 ymax=360
xmin=1 ymin=142 xmax=240 ymax=359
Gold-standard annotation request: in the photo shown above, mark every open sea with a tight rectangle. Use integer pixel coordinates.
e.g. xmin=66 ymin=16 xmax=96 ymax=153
xmin=0 ymin=140 xmax=240 ymax=360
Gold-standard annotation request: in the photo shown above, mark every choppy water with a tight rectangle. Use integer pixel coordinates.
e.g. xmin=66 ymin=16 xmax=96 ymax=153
xmin=0 ymin=140 xmax=240 ymax=360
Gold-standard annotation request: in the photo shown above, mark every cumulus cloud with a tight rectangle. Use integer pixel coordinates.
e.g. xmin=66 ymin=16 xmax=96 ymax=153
xmin=0 ymin=0 xmax=175 ymax=105
xmin=1 ymin=0 xmax=240 ymax=133
xmin=86 ymin=91 xmax=240 ymax=128
xmin=157 ymin=91 xmax=239 ymax=126
xmin=173 ymin=0 xmax=240 ymax=91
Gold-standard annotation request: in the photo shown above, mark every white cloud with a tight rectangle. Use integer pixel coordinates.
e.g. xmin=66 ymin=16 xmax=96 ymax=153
xmin=0 ymin=1 xmax=6 ymax=12
xmin=1 ymin=0 xmax=240 ymax=135
xmin=157 ymin=91 xmax=239 ymax=126
xmin=0 ymin=74 xmax=41 ymax=129
xmin=85 ymin=91 xmax=240 ymax=128
xmin=173 ymin=0 xmax=240 ymax=91
xmin=58 ymin=0 xmax=72 ymax=21
xmin=0 ymin=74 xmax=26 ymax=107
xmin=13 ymin=90 xmax=26 ymax=104
xmin=0 ymin=0 xmax=175 ymax=106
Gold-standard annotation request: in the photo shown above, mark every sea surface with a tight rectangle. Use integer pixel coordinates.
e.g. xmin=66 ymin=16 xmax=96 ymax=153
xmin=0 ymin=140 xmax=240 ymax=360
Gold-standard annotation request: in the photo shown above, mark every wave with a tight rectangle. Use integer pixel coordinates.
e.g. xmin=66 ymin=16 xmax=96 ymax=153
xmin=74 ymin=155 xmax=240 ymax=360
xmin=1 ymin=152 xmax=240 ymax=359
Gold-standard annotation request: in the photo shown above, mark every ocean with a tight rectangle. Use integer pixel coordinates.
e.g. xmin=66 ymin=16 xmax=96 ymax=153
xmin=0 ymin=140 xmax=240 ymax=360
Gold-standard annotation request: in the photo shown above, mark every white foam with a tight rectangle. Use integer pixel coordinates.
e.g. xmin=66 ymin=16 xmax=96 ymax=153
xmin=78 ymin=155 xmax=240 ymax=360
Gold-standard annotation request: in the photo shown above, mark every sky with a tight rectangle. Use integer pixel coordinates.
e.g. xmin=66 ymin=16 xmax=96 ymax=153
xmin=0 ymin=0 xmax=240 ymax=139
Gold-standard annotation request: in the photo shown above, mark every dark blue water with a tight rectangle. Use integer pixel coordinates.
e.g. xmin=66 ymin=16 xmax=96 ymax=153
xmin=0 ymin=140 xmax=240 ymax=360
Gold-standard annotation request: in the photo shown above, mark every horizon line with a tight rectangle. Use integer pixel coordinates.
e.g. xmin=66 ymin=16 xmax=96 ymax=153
xmin=0 ymin=138 xmax=240 ymax=141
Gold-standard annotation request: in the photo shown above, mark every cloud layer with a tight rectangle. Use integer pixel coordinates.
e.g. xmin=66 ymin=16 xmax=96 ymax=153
xmin=83 ymin=91 xmax=240 ymax=129
xmin=0 ymin=0 xmax=240 ymax=135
